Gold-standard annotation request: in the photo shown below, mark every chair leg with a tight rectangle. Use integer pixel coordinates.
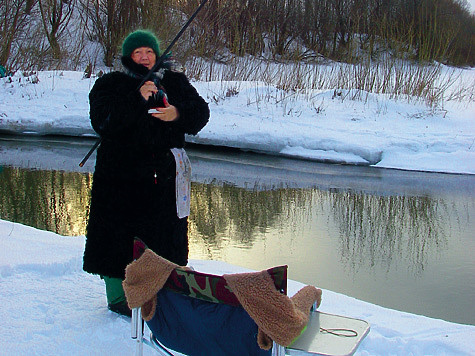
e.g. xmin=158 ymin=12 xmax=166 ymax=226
xmin=132 ymin=307 xmax=144 ymax=356
xmin=272 ymin=341 xmax=286 ymax=356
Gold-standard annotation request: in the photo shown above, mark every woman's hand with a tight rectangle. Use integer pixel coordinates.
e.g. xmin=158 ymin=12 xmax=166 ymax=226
xmin=139 ymin=81 xmax=158 ymax=101
xmin=140 ymin=81 xmax=178 ymax=121
xmin=150 ymin=101 xmax=179 ymax=122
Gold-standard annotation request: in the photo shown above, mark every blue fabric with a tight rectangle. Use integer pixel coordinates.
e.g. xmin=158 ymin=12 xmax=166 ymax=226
xmin=147 ymin=289 xmax=272 ymax=356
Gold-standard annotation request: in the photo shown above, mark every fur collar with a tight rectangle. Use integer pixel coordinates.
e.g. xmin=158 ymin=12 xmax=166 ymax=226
xmin=121 ymin=56 xmax=171 ymax=82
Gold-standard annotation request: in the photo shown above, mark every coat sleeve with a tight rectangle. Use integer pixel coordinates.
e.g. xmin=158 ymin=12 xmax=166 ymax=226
xmin=89 ymin=73 xmax=147 ymax=138
xmin=161 ymin=71 xmax=210 ymax=136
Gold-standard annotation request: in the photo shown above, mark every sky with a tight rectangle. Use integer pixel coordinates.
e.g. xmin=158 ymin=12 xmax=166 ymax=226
xmin=0 ymin=69 xmax=474 ymax=355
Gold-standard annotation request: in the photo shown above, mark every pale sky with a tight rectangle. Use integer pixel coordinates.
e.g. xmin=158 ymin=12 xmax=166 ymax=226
xmin=468 ymin=0 xmax=475 ymax=12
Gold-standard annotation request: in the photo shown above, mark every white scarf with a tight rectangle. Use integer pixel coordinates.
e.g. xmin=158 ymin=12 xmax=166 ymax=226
xmin=170 ymin=148 xmax=191 ymax=219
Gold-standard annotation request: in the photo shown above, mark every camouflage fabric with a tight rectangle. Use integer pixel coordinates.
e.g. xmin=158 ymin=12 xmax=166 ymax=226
xmin=165 ymin=265 xmax=288 ymax=306
xmin=132 ymin=238 xmax=288 ymax=306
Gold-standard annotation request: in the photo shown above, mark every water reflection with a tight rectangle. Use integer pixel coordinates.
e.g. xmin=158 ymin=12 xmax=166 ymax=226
xmin=0 ymin=166 xmax=468 ymax=276
xmin=0 ymin=138 xmax=474 ymax=324
xmin=0 ymin=167 xmax=92 ymax=236
xmin=190 ymin=183 xmax=312 ymax=244
xmin=330 ymin=191 xmax=450 ymax=275
xmin=1 ymin=167 xmax=315 ymax=249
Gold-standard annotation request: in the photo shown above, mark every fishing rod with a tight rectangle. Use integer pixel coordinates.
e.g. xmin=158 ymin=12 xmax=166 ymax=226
xmin=79 ymin=0 xmax=208 ymax=167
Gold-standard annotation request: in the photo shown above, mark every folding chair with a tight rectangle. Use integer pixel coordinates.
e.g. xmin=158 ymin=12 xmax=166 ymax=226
xmin=125 ymin=241 xmax=369 ymax=356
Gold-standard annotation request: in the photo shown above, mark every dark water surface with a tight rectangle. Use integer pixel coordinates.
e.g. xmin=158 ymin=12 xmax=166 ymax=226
xmin=1 ymin=135 xmax=474 ymax=325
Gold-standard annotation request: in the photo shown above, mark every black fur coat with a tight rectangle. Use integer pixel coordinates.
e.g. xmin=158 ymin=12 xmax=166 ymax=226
xmin=83 ymin=58 xmax=209 ymax=279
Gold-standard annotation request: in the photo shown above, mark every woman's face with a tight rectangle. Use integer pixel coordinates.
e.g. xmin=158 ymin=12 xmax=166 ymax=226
xmin=131 ymin=47 xmax=156 ymax=70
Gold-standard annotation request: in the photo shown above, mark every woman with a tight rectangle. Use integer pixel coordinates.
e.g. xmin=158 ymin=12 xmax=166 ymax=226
xmin=83 ymin=30 xmax=210 ymax=316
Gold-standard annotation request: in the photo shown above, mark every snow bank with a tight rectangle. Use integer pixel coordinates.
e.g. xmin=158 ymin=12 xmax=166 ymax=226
xmin=1 ymin=220 xmax=474 ymax=355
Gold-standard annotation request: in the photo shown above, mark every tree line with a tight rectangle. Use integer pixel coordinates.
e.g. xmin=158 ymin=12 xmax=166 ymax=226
xmin=1 ymin=0 xmax=474 ymax=72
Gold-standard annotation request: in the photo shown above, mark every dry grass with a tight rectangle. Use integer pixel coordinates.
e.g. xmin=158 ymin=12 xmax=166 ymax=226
xmin=185 ymin=55 xmax=475 ymax=109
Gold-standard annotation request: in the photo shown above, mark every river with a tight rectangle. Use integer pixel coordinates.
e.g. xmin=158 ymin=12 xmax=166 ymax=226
xmin=1 ymin=135 xmax=474 ymax=325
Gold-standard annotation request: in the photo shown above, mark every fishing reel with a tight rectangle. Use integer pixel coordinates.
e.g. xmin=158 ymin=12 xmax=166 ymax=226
xmin=153 ymin=89 xmax=168 ymax=107
xmin=148 ymin=89 xmax=168 ymax=114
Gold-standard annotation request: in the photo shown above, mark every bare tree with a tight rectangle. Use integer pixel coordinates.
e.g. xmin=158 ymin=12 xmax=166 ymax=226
xmin=38 ymin=0 xmax=76 ymax=61
xmin=258 ymin=0 xmax=300 ymax=58
xmin=329 ymin=0 xmax=354 ymax=56
xmin=0 ymin=0 xmax=37 ymax=67
xmin=2 ymin=0 xmax=474 ymax=69
xmin=80 ymin=0 xmax=140 ymax=67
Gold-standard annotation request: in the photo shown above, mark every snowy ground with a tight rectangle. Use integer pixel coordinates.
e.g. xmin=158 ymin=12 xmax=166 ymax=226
xmin=1 ymin=220 xmax=474 ymax=356
xmin=0 ymin=69 xmax=474 ymax=355
xmin=0 ymin=70 xmax=473 ymax=174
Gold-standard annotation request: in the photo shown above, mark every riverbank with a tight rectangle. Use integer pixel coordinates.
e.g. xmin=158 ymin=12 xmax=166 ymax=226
xmin=1 ymin=219 xmax=474 ymax=355
xmin=1 ymin=70 xmax=474 ymax=174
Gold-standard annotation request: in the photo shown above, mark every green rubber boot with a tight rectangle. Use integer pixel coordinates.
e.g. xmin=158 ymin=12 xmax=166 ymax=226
xmin=102 ymin=276 xmax=131 ymax=317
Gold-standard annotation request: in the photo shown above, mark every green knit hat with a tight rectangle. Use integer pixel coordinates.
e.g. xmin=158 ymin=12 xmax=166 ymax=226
xmin=122 ymin=30 xmax=161 ymax=57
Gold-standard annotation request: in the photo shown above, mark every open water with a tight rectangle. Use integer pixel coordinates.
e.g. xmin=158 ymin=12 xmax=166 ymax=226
xmin=1 ymin=135 xmax=474 ymax=325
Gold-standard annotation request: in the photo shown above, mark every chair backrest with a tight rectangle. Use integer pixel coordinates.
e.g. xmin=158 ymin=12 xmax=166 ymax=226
xmin=132 ymin=238 xmax=288 ymax=306
xmin=164 ymin=264 xmax=288 ymax=306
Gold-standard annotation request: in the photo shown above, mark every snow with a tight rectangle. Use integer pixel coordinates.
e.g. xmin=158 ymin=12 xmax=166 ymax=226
xmin=0 ymin=70 xmax=474 ymax=174
xmin=0 ymin=69 xmax=474 ymax=355
xmin=1 ymin=219 xmax=474 ymax=356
